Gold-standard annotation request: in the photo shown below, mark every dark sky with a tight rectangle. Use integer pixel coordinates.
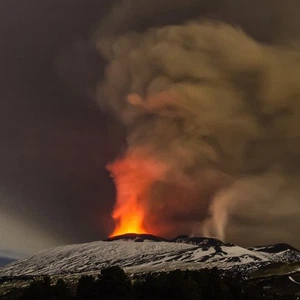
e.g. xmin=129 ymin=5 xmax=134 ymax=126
xmin=2 ymin=0 xmax=300 ymax=256
xmin=0 ymin=0 xmax=126 ymax=254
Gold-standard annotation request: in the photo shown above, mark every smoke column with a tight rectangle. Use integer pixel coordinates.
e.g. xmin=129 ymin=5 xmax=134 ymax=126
xmin=91 ymin=0 xmax=300 ymax=246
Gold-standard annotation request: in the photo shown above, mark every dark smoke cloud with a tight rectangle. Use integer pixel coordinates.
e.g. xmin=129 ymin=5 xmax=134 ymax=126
xmin=90 ymin=0 xmax=300 ymax=246
xmin=95 ymin=0 xmax=300 ymax=44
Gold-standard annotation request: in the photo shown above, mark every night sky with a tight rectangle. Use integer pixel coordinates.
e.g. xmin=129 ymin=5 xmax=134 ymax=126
xmin=0 ymin=0 xmax=125 ymax=255
xmin=2 ymin=0 xmax=300 ymax=257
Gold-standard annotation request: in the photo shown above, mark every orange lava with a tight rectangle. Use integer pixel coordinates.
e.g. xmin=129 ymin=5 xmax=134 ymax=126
xmin=107 ymin=152 xmax=166 ymax=237
xmin=110 ymin=195 xmax=147 ymax=236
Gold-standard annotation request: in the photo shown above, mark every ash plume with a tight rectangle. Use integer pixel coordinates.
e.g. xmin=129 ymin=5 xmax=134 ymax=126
xmin=90 ymin=0 xmax=300 ymax=246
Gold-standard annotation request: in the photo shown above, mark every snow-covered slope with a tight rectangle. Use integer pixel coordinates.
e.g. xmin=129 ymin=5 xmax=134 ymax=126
xmin=248 ymin=244 xmax=300 ymax=263
xmin=0 ymin=234 xmax=299 ymax=277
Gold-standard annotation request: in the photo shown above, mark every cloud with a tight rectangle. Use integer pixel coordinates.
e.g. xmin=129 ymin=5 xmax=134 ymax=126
xmin=91 ymin=2 xmax=300 ymax=247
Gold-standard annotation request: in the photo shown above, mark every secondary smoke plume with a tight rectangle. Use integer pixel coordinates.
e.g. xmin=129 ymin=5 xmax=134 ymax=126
xmin=92 ymin=0 xmax=300 ymax=246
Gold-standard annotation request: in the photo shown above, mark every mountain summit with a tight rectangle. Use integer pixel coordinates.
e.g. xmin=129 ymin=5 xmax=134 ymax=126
xmin=105 ymin=233 xmax=166 ymax=242
xmin=0 ymin=235 xmax=299 ymax=277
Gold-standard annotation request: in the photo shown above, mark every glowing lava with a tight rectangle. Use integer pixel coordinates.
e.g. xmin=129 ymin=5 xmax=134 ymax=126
xmin=108 ymin=151 xmax=167 ymax=237
xmin=110 ymin=195 xmax=147 ymax=236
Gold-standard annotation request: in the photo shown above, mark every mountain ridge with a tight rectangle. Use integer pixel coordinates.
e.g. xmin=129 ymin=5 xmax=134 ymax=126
xmin=1 ymin=234 xmax=299 ymax=278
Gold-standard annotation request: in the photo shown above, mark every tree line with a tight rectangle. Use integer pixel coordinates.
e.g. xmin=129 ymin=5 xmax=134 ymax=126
xmin=1 ymin=266 xmax=266 ymax=300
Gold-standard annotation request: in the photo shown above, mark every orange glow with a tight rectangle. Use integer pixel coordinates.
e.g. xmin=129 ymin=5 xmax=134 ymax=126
xmin=110 ymin=195 xmax=147 ymax=236
xmin=108 ymin=151 xmax=166 ymax=237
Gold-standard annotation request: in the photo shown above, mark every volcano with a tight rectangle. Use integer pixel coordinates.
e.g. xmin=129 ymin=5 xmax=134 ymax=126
xmin=105 ymin=233 xmax=166 ymax=242
xmin=1 ymin=234 xmax=300 ymax=278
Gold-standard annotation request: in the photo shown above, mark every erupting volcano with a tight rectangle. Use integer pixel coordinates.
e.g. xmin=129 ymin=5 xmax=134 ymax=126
xmin=108 ymin=151 xmax=167 ymax=237
xmin=95 ymin=14 xmax=300 ymax=247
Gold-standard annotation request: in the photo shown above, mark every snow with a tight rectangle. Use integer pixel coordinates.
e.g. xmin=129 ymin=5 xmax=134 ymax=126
xmin=289 ymin=276 xmax=300 ymax=285
xmin=0 ymin=237 xmax=299 ymax=277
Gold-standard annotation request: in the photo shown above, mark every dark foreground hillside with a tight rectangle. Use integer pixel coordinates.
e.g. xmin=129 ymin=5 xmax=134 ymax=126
xmin=1 ymin=266 xmax=300 ymax=300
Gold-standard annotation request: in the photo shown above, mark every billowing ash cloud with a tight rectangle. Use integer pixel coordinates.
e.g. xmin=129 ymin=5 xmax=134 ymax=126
xmin=91 ymin=0 xmax=300 ymax=246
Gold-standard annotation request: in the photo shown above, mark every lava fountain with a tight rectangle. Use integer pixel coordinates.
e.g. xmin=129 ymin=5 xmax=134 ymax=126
xmin=108 ymin=150 xmax=167 ymax=237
